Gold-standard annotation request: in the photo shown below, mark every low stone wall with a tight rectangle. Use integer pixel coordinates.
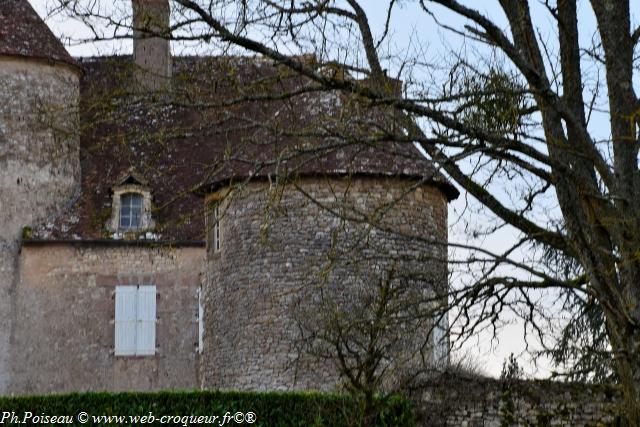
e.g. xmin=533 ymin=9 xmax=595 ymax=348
xmin=414 ymin=374 xmax=622 ymax=427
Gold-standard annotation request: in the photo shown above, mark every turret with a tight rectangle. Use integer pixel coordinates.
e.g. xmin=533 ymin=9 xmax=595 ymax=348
xmin=200 ymin=176 xmax=452 ymax=391
xmin=0 ymin=0 xmax=81 ymax=393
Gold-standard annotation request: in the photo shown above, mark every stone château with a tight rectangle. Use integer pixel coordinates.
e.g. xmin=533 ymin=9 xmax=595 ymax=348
xmin=0 ymin=0 xmax=458 ymax=394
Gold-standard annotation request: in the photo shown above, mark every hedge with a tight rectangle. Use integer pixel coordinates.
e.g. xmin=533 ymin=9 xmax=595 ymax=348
xmin=0 ymin=390 xmax=414 ymax=426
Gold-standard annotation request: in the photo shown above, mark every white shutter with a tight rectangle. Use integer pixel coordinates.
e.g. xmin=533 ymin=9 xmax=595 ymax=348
xmin=197 ymin=287 xmax=204 ymax=353
xmin=115 ymin=286 xmax=137 ymax=356
xmin=136 ymin=285 xmax=156 ymax=355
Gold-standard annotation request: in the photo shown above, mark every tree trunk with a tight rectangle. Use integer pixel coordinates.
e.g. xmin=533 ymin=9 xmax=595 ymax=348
xmin=603 ymin=298 xmax=640 ymax=426
xmin=360 ymin=390 xmax=377 ymax=427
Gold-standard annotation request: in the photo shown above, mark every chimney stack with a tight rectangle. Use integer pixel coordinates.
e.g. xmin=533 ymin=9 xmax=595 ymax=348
xmin=132 ymin=0 xmax=171 ymax=90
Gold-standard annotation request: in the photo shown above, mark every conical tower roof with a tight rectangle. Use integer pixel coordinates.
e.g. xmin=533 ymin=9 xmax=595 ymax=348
xmin=0 ymin=0 xmax=78 ymax=69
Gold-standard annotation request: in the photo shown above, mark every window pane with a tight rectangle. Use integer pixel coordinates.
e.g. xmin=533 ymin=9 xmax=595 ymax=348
xmin=212 ymin=205 xmax=221 ymax=252
xmin=120 ymin=215 xmax=130 ymax=228
xmin=215 ymin=223 xmax=220 ymax=251
xmin=131 ymin=209 xmax=141 ymax=228
xmin=120 ymin=193 xmax=143 ymax=230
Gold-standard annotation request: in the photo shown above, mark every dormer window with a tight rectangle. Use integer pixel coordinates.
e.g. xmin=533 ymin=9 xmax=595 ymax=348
xmin=120 ymin=193 xmax=143 ymax=230
xmin=108 ymin=171 xmax=155 ymax=235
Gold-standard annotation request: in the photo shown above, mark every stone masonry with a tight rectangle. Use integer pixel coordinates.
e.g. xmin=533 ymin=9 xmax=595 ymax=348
xmin=1 ymin=0 xmax=459 ymax=399
xmin=415 ymin=374 xmax=623 ymax=427
xmin=201 ymin=177 xmax=449 ymax=391
xmin=0 ymin=6 xmax=627 ymax=425
xmin=133 ymin=0 xmax=171 ymax=89
xmin=0 ymin=56 xmax=80 ymax=393
xmin=10 ymin=243 xmax=203 ymax=394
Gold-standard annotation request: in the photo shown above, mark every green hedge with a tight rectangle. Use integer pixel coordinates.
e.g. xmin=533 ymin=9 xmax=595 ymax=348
xmin=0 ymin=390 xmax=414 ymax=426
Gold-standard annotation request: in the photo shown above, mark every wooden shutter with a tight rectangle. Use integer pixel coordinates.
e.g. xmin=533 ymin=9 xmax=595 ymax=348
xmin=197 ymin=286 xmax=204 ymax=353
xmin=136 ymin=285 xmax=156 ymax=355
xmin=115 ymin=286 xmax=137 ymax=356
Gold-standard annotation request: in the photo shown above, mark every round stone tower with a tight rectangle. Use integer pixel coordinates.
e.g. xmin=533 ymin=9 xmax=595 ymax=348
xmin=200 ymin=170 xmax=458 ymax=391
xmin=0 ymin=0 xmax=81 ymax=393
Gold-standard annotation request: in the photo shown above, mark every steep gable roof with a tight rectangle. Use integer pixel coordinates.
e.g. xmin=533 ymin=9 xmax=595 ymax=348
xmin=0 ymin=0 xmax=78 ymax=68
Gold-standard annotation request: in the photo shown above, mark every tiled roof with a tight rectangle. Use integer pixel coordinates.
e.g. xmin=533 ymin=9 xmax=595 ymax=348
xmin=31 ymin=55 xmax=458 ymax=242
xmin=0 ymin=0 xmax=78 ymax=68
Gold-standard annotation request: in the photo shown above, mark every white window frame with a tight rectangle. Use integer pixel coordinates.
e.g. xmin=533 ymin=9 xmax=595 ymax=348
xmin=119 ymin=192 xmax=144 ymax=230
xmin=115 ymin=285 xmax=157 ymax=356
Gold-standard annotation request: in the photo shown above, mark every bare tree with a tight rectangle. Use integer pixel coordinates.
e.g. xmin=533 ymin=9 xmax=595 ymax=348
xmin=286 ymin=182 xmax=450 ymax=424
xmin=49 ymin=0 xmax=640 ymax=424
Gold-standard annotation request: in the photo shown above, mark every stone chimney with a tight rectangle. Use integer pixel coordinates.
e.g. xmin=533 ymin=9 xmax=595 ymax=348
xmin=361 ymin=75 xmax=403 ymax=98
xmin=132 ymin=0 xmax=171 ymax=90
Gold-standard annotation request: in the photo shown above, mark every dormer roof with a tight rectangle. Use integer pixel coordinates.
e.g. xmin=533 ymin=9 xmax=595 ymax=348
xmin=0 ymin=0 xmax=79 ymax=69
xmin=115 ymin=170 xmax=150 ymax=188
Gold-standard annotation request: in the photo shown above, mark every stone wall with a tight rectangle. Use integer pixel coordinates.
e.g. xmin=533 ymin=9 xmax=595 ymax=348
xmin=0 ymin=57 xmax=80 ymax=241
xmin=0 ymin=57 xmax=80 ymax=393
xmin=415 ymin=374 xmax=622 ymax=427
xmin=201 ymin=177 xmax=449 ymax=392
xmin=8 ymin=242 xmax=204 ymax=394
xmin=0 ymin=241 xmax=19 ymax=394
